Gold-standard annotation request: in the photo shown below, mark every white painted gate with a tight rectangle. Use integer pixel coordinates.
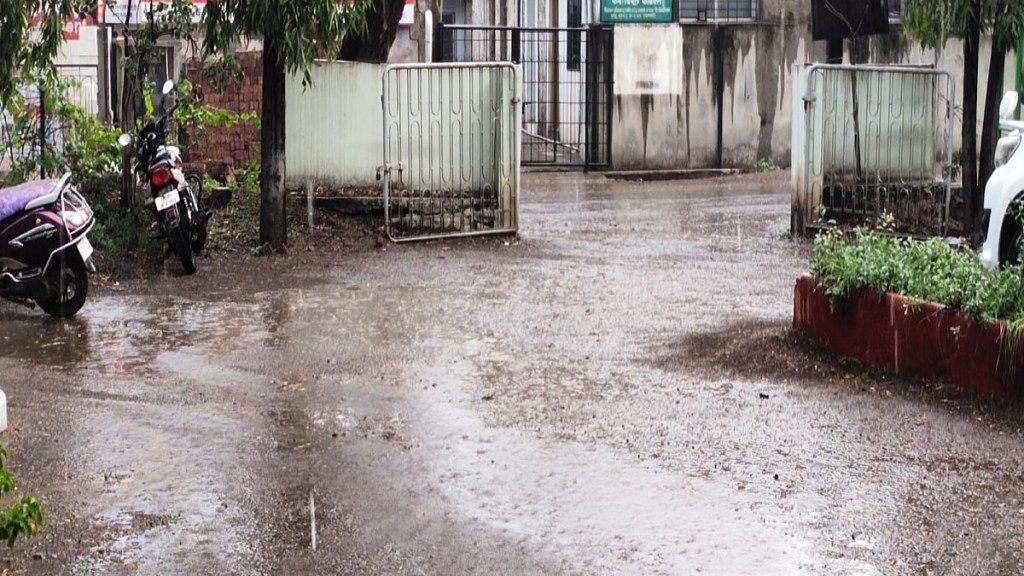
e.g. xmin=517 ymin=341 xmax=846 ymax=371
xmin=381 ymin=63 xmax=522 ymax=242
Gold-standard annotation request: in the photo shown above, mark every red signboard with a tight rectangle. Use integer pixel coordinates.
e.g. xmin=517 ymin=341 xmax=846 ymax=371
xmin=32 ymin=12 xmax=96 ymax=41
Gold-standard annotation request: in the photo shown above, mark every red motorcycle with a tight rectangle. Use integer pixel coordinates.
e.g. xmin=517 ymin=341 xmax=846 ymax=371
xmin=0 ymin=173 xmax=96 ymax=317
xmin=118 ymin=80 xmax=208 ymax=275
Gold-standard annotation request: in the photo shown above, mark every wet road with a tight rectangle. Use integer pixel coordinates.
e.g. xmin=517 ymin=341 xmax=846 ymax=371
xmin=2 ymin=171 xmax=1024 ymax=575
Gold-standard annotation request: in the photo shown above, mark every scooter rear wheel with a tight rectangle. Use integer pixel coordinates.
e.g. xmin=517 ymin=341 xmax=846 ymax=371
xmin=36 ymin=252 xmax=89 ymax=318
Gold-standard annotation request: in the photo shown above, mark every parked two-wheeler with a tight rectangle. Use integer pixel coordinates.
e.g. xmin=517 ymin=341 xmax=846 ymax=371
xmin=119 ymin=80 xmax=209 ymax=275
xmin=0 ymin=173 xmax=96 ymax=317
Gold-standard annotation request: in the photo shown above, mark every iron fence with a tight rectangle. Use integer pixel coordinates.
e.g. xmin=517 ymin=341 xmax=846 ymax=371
xmin=436 ymin=24 xmax=612 ymax=169
xmin=797 ymin=64 xmax=957 ymax=236
xmin=55 ymin=64 xmax=101 ymax=116
xmin=1 ymin=66 xmax=100 ymax=177
xmin=381 ymin=63 xmax=521 ymax=242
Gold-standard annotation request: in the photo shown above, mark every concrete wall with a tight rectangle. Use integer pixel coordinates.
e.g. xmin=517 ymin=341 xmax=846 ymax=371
xmin=610 ymin=1 xmax=1019 ymax=171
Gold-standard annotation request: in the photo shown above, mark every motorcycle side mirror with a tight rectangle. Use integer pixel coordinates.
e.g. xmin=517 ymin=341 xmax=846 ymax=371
xmin=117 ymin=133 xmax=132 ymax=147
xmin=999 ymin=91 xmax=1019 ymax=120
xmin=162 ymin=80 xmax=175 ymax=95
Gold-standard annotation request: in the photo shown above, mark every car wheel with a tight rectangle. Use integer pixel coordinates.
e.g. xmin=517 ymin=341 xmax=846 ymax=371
xmin=1002 ymin=217 xmax=1024 ymax=266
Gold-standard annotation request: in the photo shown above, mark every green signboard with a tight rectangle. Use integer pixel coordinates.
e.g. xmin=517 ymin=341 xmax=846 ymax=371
xmin=601 ymin=0 xmax=675 ymax=23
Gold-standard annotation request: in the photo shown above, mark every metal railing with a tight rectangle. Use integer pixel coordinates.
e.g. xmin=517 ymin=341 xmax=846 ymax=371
xmin=679 ymin=0 xmax=759 ymax=21
xmin=381 ymin=63 xmax=521 ymax=242
xmin=1 ymin=66 xmax=101 ymax=177
xmin=436 ymin=24 xmax=613 ymax=169
xmin=796 ymin=64 xmax=957 ymax=236
xmin=55 ymin=64 xmax=101 ymax=116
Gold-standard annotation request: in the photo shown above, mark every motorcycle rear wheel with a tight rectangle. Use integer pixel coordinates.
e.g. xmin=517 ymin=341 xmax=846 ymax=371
xmin=172 ymin=222 xmax=197 ymax=275
xmin=36 ymin=253 xmax=89 ymax=318
xmin=191 ymin=201 xmax=209 ymax=253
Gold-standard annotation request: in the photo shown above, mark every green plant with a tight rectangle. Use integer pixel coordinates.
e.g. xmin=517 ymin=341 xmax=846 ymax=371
xmin=170 ymin=78 xmax=260 ymax=154
xmin=0 ymin=445 xmax=43 ymax=547
xmin=754 ymin=157 xmax=778 ymax=173
xmin=202 ymin=161 xmax=262 ymax=251
xmin=234 ymin=161 xmax=260 ymax=192
xmin=3 ymin=76 xmax=123 ymax=186
xmin=810 ymin=210 xmax=1024 ymax=371
xmin=810 ymin=214 xmax=1024 ymax=325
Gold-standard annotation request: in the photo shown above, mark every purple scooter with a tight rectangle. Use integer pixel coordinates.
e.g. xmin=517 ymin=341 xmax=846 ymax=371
xmin=0 ymin=173 xmax=96 ymax=317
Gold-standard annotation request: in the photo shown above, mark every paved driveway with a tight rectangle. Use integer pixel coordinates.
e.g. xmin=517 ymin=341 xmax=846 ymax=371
xmin=1 ymin=171 xmax=1021 ymax=575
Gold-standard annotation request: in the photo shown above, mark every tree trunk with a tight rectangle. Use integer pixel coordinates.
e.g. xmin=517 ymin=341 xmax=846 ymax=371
xmin=961 ymin=15 xmax=981 ymax=236
xmin=119 ymin=28 xmax=138 ymax=209
xmin=848 ymin=37 xmax=863 ymax=183
xmin=338 ymin=0 xmax=406 ymax=63
xmin=260 ymin=38 xmax=287 ymax=252
xmin=979 ymin=38 xmax=1007 ymax=204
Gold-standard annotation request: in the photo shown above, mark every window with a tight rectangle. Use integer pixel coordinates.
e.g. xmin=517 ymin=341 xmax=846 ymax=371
xmin=679 ymin=0 xmax=758 ymax=21
xmin=888 ymin=0 xmax=905 ymax=20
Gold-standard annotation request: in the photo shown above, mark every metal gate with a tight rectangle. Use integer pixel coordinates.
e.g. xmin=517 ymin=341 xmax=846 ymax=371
xmin=792 ymin=64 xmax=957 ymax=236
xmin=381 ymin=63 xmax=521 ymax=242
xmin=436 ymin=24 xmax=613 ymax=169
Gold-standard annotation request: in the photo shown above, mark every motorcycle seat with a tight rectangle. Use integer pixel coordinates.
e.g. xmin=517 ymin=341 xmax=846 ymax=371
xmin=0 ymin=175 xmax=69 ymax=223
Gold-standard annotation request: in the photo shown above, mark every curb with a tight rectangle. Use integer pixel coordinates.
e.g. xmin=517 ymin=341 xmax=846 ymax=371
xmin=793 ymin=274 xmax=1024 ymax=400
xmin=309 ymin=197 xmax=383 ymax=216
xmin=604 ymin=169 xmax=741 ymax=182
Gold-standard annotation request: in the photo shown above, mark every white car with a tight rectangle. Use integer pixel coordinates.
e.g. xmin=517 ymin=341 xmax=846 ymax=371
xmin=980 ymin=90 xmax=1024 ymax=267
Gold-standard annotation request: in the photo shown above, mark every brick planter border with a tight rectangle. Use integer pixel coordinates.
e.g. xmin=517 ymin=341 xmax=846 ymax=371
xmin=793 ymin=274 xmax=1024 ymax=399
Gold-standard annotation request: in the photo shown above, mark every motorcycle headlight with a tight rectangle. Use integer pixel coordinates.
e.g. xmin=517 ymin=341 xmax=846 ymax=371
xmin=995 ymin=134 xmax=1022 ymax=168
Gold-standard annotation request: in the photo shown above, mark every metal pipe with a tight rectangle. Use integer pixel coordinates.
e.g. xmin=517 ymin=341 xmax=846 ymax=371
xmin=39 ymin=86 xmax=46 ymax=178
xmin=424 ymin=9 xmax=434 ymax=63
xmin=551 ymin=2 xmax=560 ymax=146
xmin=1016 ymin=36 xmax=1022 ymax=120
xmin=715 ymin=25 xmax=724 ymax=169
xmin=440 ymin=24 xmax=588 ymax=33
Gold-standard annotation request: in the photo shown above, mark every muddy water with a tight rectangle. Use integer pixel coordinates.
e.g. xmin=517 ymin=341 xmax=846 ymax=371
xmin=1 ymin=171 xmax=1022 ymax=575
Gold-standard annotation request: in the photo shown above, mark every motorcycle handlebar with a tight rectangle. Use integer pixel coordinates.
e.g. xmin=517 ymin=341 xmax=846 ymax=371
xmin=132 ymin=100 xmax=179 ymax=170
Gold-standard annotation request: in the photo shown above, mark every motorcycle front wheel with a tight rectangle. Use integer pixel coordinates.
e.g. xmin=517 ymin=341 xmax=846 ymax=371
xmin=36 ymin=252 xmax=89 ymax=317
xmin=171 ymin=221 xmax=197 ymax=275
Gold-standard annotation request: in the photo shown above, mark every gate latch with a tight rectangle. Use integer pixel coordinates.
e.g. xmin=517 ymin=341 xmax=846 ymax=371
xmin=377 ymin=162 xmax=406 ymax=185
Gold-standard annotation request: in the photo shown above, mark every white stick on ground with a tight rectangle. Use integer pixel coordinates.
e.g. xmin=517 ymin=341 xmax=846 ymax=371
xmin=309 ymin=490 xmax=317 ymax=551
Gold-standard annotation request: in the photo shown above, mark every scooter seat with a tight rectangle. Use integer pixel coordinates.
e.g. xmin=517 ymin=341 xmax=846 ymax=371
xmin=0 ymin=179 xmax=61 ymax=223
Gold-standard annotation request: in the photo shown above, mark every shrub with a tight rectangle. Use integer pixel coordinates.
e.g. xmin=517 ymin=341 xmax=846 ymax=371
xmin=0 ymin=445 xmax=43 ymax=547
xmin=754 ymin=157 xmax=778 ymax=173
xmin=810 ymin=216 xmax=1024 ymax=325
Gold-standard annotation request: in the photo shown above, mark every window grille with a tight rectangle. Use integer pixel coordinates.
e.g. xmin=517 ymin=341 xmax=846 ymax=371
xmin=679 ymin=0 xmax=758 ymax=21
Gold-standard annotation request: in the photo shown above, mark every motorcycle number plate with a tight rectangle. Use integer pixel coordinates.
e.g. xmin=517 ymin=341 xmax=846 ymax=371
xmin=154 ymin=189 xmax=180 ymax=211
xmin=77 ymin=236 xmax=94 ymax=262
